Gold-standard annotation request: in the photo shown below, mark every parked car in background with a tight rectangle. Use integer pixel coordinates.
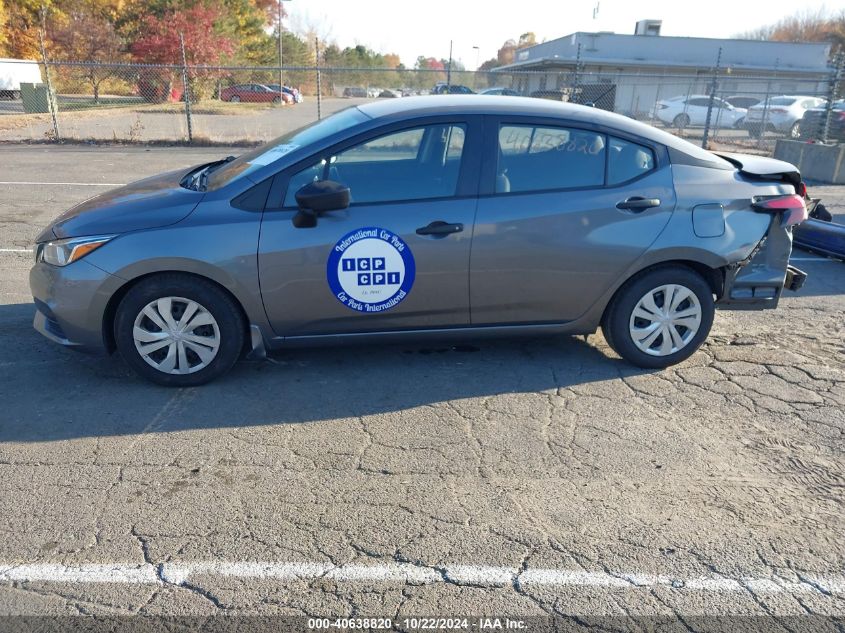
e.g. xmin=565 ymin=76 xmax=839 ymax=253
xmin=481 ymin=87 xmax=522 ymax=96
xmin=432 ymin=84 xmax=474 ymax=95
xmin=529 ymin=89 xmax=567 ymax=101
xmin=799 ymin=100 xmax=845 ymax=141
xmin=0 ymin=58 xmax=43 ymax=100
xmin=266 ymin=85 xmax=303 ymax=103
xmin=221 ymin=84 xmax=289 ymax=104
xmin=378 ymin=89 xmax=401 ymax=98
xmin=343 ymin=86 xmax=368 ymax=98
xmin=367 ymin=87 xmax=382 ymax=98
xmin=652 ymin=95 xmax=746 ymax=129
xmin=794 ymin=198 xmax=845 ymax=261
xmin=725 ymin=95 xmax=761 ymax=110
xmin=744 ymin=96 xmax=826 ymax=138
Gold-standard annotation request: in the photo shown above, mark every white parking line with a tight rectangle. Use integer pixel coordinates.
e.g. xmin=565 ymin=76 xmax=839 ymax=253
xmin=1 ymin=562 xmax=843 ymax=595
xmin=0 ymin=181 xmax=125 ymax=187
xmin=0 ymin=248 xmax=32 ymax=253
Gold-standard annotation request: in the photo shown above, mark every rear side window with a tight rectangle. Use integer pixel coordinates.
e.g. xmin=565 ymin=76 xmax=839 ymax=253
xmin=496 ymin=125 xmax=605 ymax=193
xmin=607 ymin=138 xmax=655 ymax=185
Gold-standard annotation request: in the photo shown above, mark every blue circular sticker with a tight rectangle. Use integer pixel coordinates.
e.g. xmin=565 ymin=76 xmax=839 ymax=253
xmin=327 ymin=227 xmax=416 ymax=313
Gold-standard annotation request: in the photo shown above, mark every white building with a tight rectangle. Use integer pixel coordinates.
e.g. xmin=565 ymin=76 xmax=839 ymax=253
xmin=495 ymin=25 xmax=831 ymax=116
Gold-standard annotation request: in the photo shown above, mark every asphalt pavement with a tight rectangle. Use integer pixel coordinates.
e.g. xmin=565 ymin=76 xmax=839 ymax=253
xmin=0 ymin=145 xmax=843 ymax=626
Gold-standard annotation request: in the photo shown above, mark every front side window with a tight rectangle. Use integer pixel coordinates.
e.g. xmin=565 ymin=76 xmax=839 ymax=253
xmin=284 ymin=123 xmax=467 ymax=206
xmin=496 ymin=125 xmax=605 ymax=193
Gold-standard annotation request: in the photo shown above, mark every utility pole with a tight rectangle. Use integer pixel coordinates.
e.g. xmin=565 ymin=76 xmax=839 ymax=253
xmin=277 ymin=0 xmax=291 ymax=93
xmin=821 ymin=52 xmax=844 ymax=143
xmin=179 ymin=32 xmax=193 ymax=143
xmin=447 ymin=40 xmax=453 ymax=88
xmin=701 ymin=46 xmax=722 ymax=149
xmin=473 ymin=45 xmax=480 ymax=71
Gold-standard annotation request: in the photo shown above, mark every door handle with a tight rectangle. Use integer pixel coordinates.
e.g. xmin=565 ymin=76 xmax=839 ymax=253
xmin=416 ymin=221 xmax=464 ymax=236
xmin=616 ymin=197 xmax=661 ymax=212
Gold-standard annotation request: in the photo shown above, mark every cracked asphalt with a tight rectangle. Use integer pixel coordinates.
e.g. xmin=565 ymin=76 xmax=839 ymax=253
xmin=0 ymin=145 xmax=843 ymax=625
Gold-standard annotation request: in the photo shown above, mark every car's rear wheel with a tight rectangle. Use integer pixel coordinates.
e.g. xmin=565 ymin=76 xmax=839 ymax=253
xmin=114 ymin=274 xmax=245 ymax=386
xmin=789 ymin=121 xmax=801 ymax=139
xmin=229 ymin=95 xmax=240 ymax=103
xmin=672 ymin=114 xmax=690 ymax=129
xmin=602 ymin=267 xmax=714 ymax=369
xmin=272 ymin=96 xmax=281 ymax=104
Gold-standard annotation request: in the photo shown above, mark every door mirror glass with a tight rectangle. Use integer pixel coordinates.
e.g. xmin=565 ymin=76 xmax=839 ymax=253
xmin=293 ymin=180 xmax=350 ymax=228
xmin=295 ymin=180 xmax=350 ymax=213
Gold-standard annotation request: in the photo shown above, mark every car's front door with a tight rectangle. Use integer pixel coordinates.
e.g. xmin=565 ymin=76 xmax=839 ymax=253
xmin=470 ymin=119 xmax=676 ymax=325
xmin=258 ymin=118 xmax=481 ymax=337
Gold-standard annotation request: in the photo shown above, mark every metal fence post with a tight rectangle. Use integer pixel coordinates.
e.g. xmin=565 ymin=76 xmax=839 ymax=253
xmin=315 ymin=38 xmax=322 ymax=121
xmin=179 ymin=32 xmax=193 ymax=143
xmin=702 ymin=47 xmax=722 ymax=149
xmin=758 ymin=58 xmax=778 ymax=150
xmin=820 ymin=53 xmax=844 ymax=143
xmin=38 ymin=29 xmax=61 ymax=142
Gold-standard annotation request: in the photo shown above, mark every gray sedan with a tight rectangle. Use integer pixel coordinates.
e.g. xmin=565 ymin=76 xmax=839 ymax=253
xmin=30 ymin=96 xmax=808 ymax=386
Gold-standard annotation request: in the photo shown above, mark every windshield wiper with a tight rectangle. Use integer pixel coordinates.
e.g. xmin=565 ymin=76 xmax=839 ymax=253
xmin=183 ymin=156 xmax=236 ymax=192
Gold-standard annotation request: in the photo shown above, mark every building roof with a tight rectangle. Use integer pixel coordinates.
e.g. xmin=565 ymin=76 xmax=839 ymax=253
xmin=497 ymin=32 xmax=831 ymax=75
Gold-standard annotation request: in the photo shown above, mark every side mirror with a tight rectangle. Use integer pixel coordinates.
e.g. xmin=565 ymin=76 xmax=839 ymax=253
xmin=293 ymin=180 xmax=350 ymax=228
xmin=295 ymin=180 xmax=350 ymax=213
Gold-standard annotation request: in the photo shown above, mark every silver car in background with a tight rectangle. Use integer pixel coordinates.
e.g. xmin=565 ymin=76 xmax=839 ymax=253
xmin=744 ymin=95 xmax=827 ymax=138
xmin=30 ymin=96 xmax=808 ymax=386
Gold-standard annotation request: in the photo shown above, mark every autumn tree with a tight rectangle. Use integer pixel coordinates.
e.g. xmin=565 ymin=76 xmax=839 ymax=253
xmin=129 ymin=2 xmax=235 ymax=101
xmin=736 ymin=8 xmax=845 ymax=57
xmin=2 ymin=0 xmax=53 ymax=59
xmin=49 ymin=3 xmax=128 ymax=102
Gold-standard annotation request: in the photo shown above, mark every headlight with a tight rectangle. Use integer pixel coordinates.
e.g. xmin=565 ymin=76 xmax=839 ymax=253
xmin=38 ymin=235 xmax=115 ymax=267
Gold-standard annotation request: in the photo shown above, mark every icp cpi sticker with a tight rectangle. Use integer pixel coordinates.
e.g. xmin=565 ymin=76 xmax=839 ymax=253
xmin=327 ymin=227 xmax=415 ymax=313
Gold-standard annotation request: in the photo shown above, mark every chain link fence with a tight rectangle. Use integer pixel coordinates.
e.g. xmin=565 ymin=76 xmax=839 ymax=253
xmin=1 ymin=56 xmax=842 ymax=152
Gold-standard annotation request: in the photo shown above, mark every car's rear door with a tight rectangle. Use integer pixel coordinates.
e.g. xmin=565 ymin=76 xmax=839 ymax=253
xmin=469 ymin=117 xmax=676 ymax=325
xmin=257 ymin=116 xmax=482 ymax=337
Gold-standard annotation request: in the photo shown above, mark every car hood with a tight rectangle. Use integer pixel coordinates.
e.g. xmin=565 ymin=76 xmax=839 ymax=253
xmin=38 ymin=167 xmax=202 ymax=242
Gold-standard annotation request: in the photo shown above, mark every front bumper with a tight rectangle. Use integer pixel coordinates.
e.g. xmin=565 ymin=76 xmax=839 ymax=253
xmin=29 ymin=259 xmax=124 ymax=353
xmin=716 ymin=218 xmax=806 ymax=310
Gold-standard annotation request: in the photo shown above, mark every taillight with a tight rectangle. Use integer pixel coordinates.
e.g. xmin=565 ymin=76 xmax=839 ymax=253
xmin=796 ymin=182 xmax=807 ymax=198
xmin=751 ymin=194 xmax=808 ymax=226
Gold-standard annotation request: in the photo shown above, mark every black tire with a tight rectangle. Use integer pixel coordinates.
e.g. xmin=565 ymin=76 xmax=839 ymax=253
xmin=272 ymin=96 xmax=281 ymax=104
xmin=673 ymin=114 xmax=690 ymax=129
xmin=114 ymin=274 xmax=245 ymax=386
xmin=601 ymin=266 xmax=715 ymax=369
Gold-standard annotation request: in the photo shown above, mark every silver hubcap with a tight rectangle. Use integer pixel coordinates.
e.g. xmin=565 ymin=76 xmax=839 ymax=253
xmin=629 ymin=284 xmax=702 ymax=357
xmin=133 ymin=297 xmax=220 ymax=375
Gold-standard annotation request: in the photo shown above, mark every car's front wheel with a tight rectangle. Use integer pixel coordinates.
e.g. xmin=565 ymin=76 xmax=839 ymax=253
xmin=672 ymin=114 xmax=690 ymax=129
xmin=789 ymin=121 xmax=801 ymax=139
xmin=114 ymin=274 xmax=245 ymax=386
xmin=229 ymin=95 xmax=241 ymax=103
xmin=602 ymin=267 xmax=715 ymax=369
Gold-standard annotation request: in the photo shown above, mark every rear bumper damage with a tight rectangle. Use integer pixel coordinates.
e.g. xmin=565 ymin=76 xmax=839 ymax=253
xmin=717 ymin=218 xmax=806 ymax=310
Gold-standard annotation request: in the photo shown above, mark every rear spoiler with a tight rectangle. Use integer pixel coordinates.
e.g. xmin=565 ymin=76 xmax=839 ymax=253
xmin=713 ymin=152 xmax=801 ymax=187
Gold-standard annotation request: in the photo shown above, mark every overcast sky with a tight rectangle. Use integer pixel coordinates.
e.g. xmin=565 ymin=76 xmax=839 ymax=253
xmin=285 ymin=0 xmax=837 ymax=68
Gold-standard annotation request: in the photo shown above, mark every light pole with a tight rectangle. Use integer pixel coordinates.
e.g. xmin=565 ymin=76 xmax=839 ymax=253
xmin=473 ymin=45 xmax=480 ymax=70
xmin=278 ymin=0 xmax=291 ymax=94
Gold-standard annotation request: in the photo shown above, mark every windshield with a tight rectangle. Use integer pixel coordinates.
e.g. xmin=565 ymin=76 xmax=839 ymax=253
xmin=206 ymin=107 xmax=370 ymax=190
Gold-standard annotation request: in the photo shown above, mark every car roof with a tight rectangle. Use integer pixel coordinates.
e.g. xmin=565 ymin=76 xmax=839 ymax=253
xmin=356 ymin=95 xmax=730 ymax=166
